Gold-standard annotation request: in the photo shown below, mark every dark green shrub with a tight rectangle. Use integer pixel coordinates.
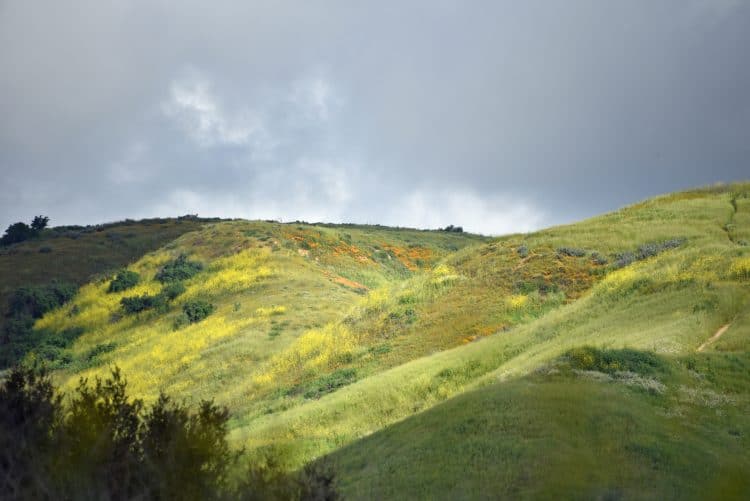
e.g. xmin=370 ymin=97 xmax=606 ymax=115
xmin=303 ymin=368 xmax=358 ymax=399
xmin=517 ymin=245 xmax=529 ymax=258
xmin=84 ymin=343 xmax=117 ymax=362
xmin=120 ymin=294 xmax=167 ymax=314
xmin=564 ymin=347 xmax=667 ymax=376
xmin=108 ymin=270 xmax=140 ymax=293
xmin=173 ymin=313 xmax=190 ymax=331
xmin=182 ymin=300 xmax=214 ymax=323
xmin=155 ymin=255 xmax=203 ymax=283
xmin=1 ymin=222 xmax=35 ymax=245
xmin=162 ymin=281 xmax=187 ymax=300
xmin=30 ymin=215 xmax=49 ymax=231
xmin=0 ymin=366 xmax=333 ymax=499
xmin=8 ymin=282 xmax=77 ymax=318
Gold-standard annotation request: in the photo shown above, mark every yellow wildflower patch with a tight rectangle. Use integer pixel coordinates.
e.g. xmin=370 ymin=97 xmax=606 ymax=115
xmin=254 ymin=323 xmax=356 ymax=385
xmin=507 ymin=294 xmax=529 ymax=309
xmin=431 ymin=264 xmax=460 ymax=285
xmin=729 ymin=257 xmax=750 ymax=279
xmin=183 ymin=249 xmax=274 ymax=299
xmin=255 ymin=305 xmax=287 ymax=317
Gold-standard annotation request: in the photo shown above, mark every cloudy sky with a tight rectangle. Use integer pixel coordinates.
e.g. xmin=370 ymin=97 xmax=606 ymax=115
xmin=1 ymin=1 xmax=748 ymax=235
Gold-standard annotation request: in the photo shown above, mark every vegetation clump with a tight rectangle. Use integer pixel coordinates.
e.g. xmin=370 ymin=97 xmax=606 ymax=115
xmin=120 ymin=293 xmax=167 ymax=314
xmin=303 ymin=368 xmax=358 ymax=399
xmin=162 ymin=281 xmax=187 ymax=300
xmin=614 ymin=238 xmax=686 ymax=268
xmin=8 ymin=282 xmax=77 ymax=319
xmin=590 ymin=252 xmax=608 ymax=265
xmin=182 ymin=300 xmax=215 ymax=323
xmin=107 ymin=269 xmax=140 ymax=293
xmin=155 ymin=254 xmax=204 ymax=283
xmin=1 ymin=215 xmax=49 ymax=246
xmin=564 ymin=347 xmax=668 ymax=376
xmin=557 ymin=247 xmax=586 ymax=257
xmin=0 ymin=365 xmax=340 ymax=500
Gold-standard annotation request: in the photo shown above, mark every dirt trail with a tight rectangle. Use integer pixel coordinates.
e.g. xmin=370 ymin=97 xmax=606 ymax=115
xmin=696 ymin=324 xmax=731 ymax=352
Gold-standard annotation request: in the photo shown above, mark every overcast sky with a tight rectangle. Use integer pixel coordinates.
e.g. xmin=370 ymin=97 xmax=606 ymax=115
xmin=1 ymin=1 xmax=748 ymax=235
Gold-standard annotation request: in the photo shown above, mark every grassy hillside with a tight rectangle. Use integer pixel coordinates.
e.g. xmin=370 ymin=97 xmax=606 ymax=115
xmin=0 ymin=217 xmax=213 ymax=369
xmin=32 ymin=222 xmax=484 ymax=423
xmin=20 ymin=182 xmax=750 ymax=498
xmin=331 ymin=347 xmax=750 ymax=499
xmin=0 ymin=217 xmax=209 ymax=313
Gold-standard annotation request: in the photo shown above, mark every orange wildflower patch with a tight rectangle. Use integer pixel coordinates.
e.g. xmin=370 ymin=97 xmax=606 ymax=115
xmin=333 ymin=276 xmax=369 ymax=292
xmin=380 ymin=244 xmax=433 ymax=270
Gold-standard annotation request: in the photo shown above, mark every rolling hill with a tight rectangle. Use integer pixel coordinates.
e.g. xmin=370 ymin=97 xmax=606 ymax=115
xmin=2 ymin=182 xmax=749 ymax=499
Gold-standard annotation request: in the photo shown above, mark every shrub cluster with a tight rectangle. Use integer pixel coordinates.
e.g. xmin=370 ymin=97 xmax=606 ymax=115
xmin=441 ymin=224 xmax=464 ymax=233
xmin=120 ymin=283 xmax=187 ymax=315
xmin=8 ymin=282 xmax=77 ymax=319
xmin=564 ymin=346 xmax=667 ymax=376
xmin=121 ymin=293 xmax=167 ymax=314
xmin=1 ymin=216 xmax=49 ymax=246
xmin=0 ymin=366 xmax=340 ymax=500
xmin=183 ymin=300 xmax=215 ymax=323
xmin=517 ymin=245 xmax=529 ymax=258
xmin=1 ymin=282 xmax=80 ymax=368
xmin=156 ymin=254 xmax=204 ymax=283
xmin=162 ymin=281 xmax=187 ymax=300
xmin=303 ymin=368 xmax=358 ymax=400
xmin=590 ymin=252 xmax=608 ymax=265
xmin=614 ymin=238 xmax=685 ymax=268
xmin=556 ymin=247 xmax=587 ymax=257
xmin=108 ymin=270 xmax=141 ymax=293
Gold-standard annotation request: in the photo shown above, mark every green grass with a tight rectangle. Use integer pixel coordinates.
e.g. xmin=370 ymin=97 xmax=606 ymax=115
xmin=330 ymin=351 xmax=750 ymax=499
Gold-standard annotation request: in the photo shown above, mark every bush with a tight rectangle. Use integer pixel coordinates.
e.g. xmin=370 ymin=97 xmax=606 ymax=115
xmin=303 ymin=368 xmax=358 ymax=399
xmin=557 ymin=247 xmax=586 ymax=257
xmin=8 ymin=282 xmax=77 ymax=319
xmin=30 ymin=215 xmax=49 ymax=231
xmin=183 ymin=300 xmax=214 ymax=323
xmin=564 ymin=347 xmax=668 ymax=376
xmin=613 ymin=238 xmax=686 ymax=268
xmin=108 ymin=270 xmax=140 ymax=293
xmin=120 ymin=294 xmax=167 ymax=314
xmin=614 ymin=252 xmax=636 ymax=268
xmin=120 ymin=283 xmax=186 ymax=315
xmin=173 ymin=313 xmax=190 ymax=331
xmin=0 ymin=366 xmax=336 ymax=499
xmin=590 ymin=252 xmax=608 ymax=265
xmin=517 ymin=245 xmax=529 ymax=258
xmin=155 ymin=254 xmax=203 ymax=283
xmin=162 ymin=281 xmax=187 ymax=300
xmin=0 ymin=222 xmax=35 ymax=246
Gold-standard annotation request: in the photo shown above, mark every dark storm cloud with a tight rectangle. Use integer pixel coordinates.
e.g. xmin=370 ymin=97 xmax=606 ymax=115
xmin=1 ymin=0 xmax=748 ymax=234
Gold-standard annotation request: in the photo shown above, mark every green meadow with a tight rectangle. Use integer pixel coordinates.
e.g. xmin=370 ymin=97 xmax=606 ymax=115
xmin=3 ymin=182 xmax=750 ymax=498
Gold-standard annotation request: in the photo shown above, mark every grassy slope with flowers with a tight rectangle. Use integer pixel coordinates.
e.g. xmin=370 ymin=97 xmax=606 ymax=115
xmin=23 ymin=182 xmax=750 ymax=499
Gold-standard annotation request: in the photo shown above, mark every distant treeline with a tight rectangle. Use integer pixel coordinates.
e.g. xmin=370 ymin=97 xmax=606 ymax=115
xmin=0 ymin=215 xmax=229 ymax=247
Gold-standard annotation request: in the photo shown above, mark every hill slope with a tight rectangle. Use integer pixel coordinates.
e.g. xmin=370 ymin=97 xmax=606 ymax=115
xmin=20 ymin=182 xmax=750 ymax=498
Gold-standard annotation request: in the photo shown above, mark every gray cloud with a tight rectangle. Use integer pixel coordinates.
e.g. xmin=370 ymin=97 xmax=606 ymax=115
xmin=1 ymin=0 xmax=748 ymax=235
